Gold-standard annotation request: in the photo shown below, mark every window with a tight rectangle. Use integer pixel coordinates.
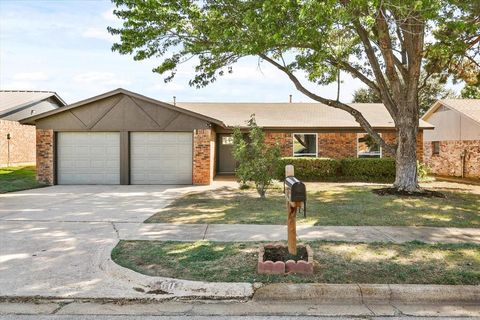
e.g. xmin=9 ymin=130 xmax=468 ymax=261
xmin=222 ymin=136 xmax=234 ymax=145
xmin=357 ymin=133 xmax=381 ymax=158
xmin=293 ymin=133 xmax=317 ymax=157
xmin=432 ymin=141 xmax=440 ymax=155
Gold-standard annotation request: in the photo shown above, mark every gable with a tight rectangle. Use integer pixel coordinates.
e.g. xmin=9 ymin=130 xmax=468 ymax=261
xmin=35 ymin=92 xmax=211 ymax=131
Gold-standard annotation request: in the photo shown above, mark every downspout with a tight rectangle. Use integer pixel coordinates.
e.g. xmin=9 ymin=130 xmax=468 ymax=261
xmin=460 ymin=149 xmax=467 ymax=178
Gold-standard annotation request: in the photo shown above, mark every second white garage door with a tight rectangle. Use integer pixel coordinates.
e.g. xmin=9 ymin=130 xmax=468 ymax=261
xmin=130 ymin=132 xmax=193 ymax=184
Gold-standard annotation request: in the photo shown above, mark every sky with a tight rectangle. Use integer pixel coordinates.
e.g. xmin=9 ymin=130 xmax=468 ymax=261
xmin=0 ymin=0 xmax=463 ymax=105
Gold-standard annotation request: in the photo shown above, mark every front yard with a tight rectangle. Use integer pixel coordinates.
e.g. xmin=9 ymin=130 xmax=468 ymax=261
xmin=145 ymin=182 xmax=480 ymax=228
xmin=0 ymin=166 xmax=45 ymax=193
xmin=112 ymin=240 xmax=480 ymax=285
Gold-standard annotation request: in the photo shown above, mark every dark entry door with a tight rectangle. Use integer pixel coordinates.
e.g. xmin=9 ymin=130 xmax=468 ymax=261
xmin=217 ymin=134 xmax=236 ymax=174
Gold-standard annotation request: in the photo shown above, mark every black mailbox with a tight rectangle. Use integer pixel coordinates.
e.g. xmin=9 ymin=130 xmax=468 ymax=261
xmin=284 ymin=176 xmax=306 ymax=202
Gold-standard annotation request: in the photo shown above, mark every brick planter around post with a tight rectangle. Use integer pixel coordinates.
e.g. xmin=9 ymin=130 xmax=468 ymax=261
xmin=257 ymin=243 xmax=314 ymax=275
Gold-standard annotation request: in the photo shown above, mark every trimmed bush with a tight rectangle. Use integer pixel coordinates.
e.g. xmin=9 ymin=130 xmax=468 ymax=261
xmin=276 ymin=157 xmax=396 ymax=183
xmin=340 ymin=158 xmax=396 ymax=182
xmin=277 ymin=157 xmax=340 ymax=181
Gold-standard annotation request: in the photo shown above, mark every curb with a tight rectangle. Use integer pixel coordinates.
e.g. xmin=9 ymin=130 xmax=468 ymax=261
xmin=253 ymin=283 xmax=480 ymax=304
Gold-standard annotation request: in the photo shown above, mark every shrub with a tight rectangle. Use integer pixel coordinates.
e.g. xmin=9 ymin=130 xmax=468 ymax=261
xmin=276 ymin=157 xmax=397 ymax=183
xmin=276 ymin=157 xmax=340 ymax=181
xmin=340 ymin=158 xmax=396 ymax=182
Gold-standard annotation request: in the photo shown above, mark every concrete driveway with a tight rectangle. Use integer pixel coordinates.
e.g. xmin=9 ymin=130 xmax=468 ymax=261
xmin=0 ymin=185 xmax=207 ymax=299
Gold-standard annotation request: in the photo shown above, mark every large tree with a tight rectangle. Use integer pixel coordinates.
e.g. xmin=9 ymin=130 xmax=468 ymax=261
xmin=352 ymin=72 xmax=455 ymax=115
xmin=109 ymin=0 xmax=479 ymax=192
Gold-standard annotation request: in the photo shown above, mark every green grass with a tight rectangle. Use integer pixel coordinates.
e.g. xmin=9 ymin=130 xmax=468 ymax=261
xmin=145 ymin=185 xmax=480 ymax=227
xmin=111 ymin=240 xmax=480 ymax=285
xmin=0 ymin=166 xmax=45 ymax=193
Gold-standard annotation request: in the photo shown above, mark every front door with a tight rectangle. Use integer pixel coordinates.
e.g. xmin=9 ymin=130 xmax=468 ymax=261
xmin=217 ymin=134 xmax=236 ymax=174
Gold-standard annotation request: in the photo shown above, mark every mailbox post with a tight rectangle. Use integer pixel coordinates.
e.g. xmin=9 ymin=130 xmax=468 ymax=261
xmin=284 ymin=166 xmax=306 ymax=255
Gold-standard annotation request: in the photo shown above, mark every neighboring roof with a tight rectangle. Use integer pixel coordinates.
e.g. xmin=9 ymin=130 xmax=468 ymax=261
xmin=0 ymin=90 xmax=66 ymax=113
xmin=20 ymin=88 xmax=226 ymax=127
xmin=422 ymin=99 xmax=480 ymax=125
xmin=177 ymin=102 xmax=434 ymax=129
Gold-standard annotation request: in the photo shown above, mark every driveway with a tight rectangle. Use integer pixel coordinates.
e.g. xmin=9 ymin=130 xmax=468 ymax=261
xmin=0 ymin=185 xmax=207 ymax=299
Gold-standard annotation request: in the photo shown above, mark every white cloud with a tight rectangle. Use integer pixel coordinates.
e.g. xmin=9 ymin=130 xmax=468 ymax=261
xmin=102 ymin=8 xmax=118 ymax=22
xmin=148 ymin=82 xmax=186 ymax=92
xmin=81 ymin=27 xmax=118 ymax=43
xmin=12 ymin=72 xmax=49 ymax=81
xmin=73 ymin=72 xmax=131 ymax=87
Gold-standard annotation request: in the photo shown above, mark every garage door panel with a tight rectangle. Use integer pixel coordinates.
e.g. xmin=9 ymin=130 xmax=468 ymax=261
xmin=57 ymin=132 xmax=120 ymax=185
xmin=130 ymin=132 xmax=192 ymax=184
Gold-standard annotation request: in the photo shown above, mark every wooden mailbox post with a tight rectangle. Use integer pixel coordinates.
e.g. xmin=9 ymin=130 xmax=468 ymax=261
xmin=284 ymin=165 xmax=305 ymax=255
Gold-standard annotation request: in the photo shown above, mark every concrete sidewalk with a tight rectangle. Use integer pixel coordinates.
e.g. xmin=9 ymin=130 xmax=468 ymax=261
xmin=117 ymin=223 xmax=480 ymax=244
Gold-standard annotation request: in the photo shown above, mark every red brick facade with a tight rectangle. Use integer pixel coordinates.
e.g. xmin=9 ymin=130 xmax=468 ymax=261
xmin=318 ymin=133 xmax=357 ymax=158
xmin=0 ymin=120 xmax=36 ymax=167
xmin=264 ymin=131 xmax=424 ymax=160
xmin=36 ymin=129 xmax=55 ymax=185
xmin=265 ymin=132 xmax=293 ymax=156
xmin=424 ymin=140 xmax=480 ymax=178
xmin=193 ymin=129 xmax=213 ymax=184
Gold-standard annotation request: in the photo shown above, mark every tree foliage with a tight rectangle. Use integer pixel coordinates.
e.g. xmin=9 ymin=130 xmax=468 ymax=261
xmin=232 ymin=116 xmax=281 ymax=199
xmin=461 ymin=85 xmax=480 ymax=99
xmin=352 ymin=72 xmax=455 ymax=115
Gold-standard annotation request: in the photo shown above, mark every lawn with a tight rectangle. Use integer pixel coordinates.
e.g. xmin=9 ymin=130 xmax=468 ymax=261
xmin=145 ymin=183 xmax=480 ymax=228
xmin=111 ymin=240 xmax=480 ymax=285
xmin=0 ymin=166 xmax=45 ymax=193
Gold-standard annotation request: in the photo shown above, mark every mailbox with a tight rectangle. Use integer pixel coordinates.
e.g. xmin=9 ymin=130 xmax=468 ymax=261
xmin=284 ymin=176 xmax=306 ymax=202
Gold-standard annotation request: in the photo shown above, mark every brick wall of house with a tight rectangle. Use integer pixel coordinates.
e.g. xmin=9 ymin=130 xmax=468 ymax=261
xmin=264 ymin=130 xmax=424 ymax=160
xmin=318 ymin=132 xmax=357 ymax=158
xmin=265 ymin=132 xmax=293 ymax=157
xmin=424 ymin=140 xmax=480 ymax=178
xmin=36 ymin=129 xmax=55 ymax=185
xmin=0 ymin=120 xmax=36 ymax=167
xmin=193 ymin=128 xmax=212 ymax=184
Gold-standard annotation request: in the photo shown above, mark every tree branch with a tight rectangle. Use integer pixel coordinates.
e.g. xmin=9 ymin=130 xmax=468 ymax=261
xmin=352 ymin=20 xmax=399 ymax=118
xmin=259 ymin=53 xmax=395 ymax=154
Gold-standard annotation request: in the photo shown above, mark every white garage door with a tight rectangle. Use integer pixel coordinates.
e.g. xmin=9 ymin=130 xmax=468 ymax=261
xmin=57 ymin=132 xmax=120 ymax=184
xmin=130 ymin=132 xmax=192 ymax=184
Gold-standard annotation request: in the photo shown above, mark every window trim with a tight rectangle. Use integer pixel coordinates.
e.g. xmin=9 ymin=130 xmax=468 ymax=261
xmin=292 ymin=133 xmax=318 ymax=157
xmin=357 ymin=133 xmax=382 ymax=158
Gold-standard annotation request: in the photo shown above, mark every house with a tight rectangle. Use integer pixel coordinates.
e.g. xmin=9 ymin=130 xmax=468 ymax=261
xmin=1 ymin=90 xmax=66 ymax=167
xmin=422 ymin=99 xmax=480 ymax=179
xmin=21 ymin=88 xmax=432 ymax=185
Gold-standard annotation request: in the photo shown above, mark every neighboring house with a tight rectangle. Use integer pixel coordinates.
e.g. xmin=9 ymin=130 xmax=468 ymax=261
xmin=0 ymin=90 xmax=66 ymax=167
xmin=21 ymin=88 xmax=432 ymax=185
xmin=422 ymin=99 xmax=480 ymax=179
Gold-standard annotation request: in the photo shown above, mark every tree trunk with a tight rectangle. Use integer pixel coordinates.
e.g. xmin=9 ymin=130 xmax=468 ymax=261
xmin=393 ymin=104 xmax=420 ymax=192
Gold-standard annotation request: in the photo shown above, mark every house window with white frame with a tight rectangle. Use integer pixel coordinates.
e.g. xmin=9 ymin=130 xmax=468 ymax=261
xmin=293 ymin=133 xmax=317 ymax=157
xmin=357 ymin=133 xmax=382 ymax=158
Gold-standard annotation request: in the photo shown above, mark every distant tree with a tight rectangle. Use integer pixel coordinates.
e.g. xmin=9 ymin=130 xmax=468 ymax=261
xmin=232 ymin=115 xmax=281 ymax=199
xmin=352 ymin=88 xmax=381 ymax=103
xmin=461 ymin=85 xmax=480 ymax=99
xmin=353 ymin=72 xmax=455 ymax=115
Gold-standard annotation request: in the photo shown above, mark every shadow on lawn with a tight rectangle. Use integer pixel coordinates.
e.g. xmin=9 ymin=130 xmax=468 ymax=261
xmin=145 ymin=186 xmax=480 ymax=228
xmin=112 ymin=240 xmax=480 ymax=285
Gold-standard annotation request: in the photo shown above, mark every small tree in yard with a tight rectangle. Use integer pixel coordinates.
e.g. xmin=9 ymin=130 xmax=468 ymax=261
xmin=232 ymin=116 xmax=281 ymax=199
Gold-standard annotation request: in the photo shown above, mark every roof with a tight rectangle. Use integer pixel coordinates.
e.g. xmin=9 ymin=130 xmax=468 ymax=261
xmin=20 ymin=88 xmax=226 ymax=127
xmin=177 ymin=102 xmax=434 ymax=129
xmin=0 ymin=90 xmax=66 ymax=112
xmin=20 ymin=88 xmax=433 ymax=130
xmin=422 ymin=99 xmax=480 ymax=125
